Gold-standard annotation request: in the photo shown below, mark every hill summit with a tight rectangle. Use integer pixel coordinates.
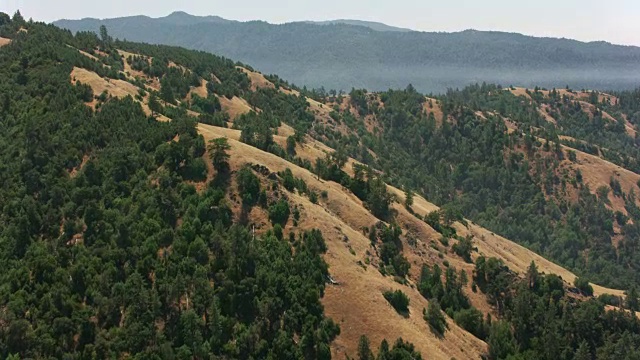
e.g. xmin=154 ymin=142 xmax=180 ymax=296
xmin=54 ymin=11 xmax=640 ymax=93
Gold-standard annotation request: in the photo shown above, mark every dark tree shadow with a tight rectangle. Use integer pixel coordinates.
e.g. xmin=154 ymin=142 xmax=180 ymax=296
xmin=211 ymin=167 xmax=231 ymax=190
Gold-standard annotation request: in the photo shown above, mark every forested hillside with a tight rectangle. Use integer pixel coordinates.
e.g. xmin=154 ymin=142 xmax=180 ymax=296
xmin=2 ymin=11 xmax=640 ymax=360
xmin=54 ymin=12 xmax=640 ymax=93
xmin=0 ymin=13 xmax=339 ymax=359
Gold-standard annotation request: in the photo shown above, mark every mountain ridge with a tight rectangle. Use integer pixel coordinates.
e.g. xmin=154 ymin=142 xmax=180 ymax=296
xmin=54 ymin=11 xmax=640 ymax=93
xmin=3 ymin=14 xmax=640 ymax=359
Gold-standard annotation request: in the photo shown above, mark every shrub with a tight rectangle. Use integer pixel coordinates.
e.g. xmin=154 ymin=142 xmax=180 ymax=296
xmin=309 ymin=191 xmax=318 ymax=204
xmin=236 ymin=166 xmax=261 ymax=206
xmin=425 ymin=300 xmax=447 ymax=336
xmin=268 ymin=199 xmax=290 ymax=226
xmin=454 ymin=307 xmax=486 ymax=340
xmin=181 ymin=158 xmax=207 ymax=181
xmin=574 ymin=277 xmax=594 ymax=297
xmin=452 ymin=235 xmax=473 ymax=263
xmin=383 ymin=289 xmax=410 ymax=314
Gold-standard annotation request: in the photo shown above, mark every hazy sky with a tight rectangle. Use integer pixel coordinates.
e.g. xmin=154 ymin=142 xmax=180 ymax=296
xmin=2 ymin=0 xmax=640 ymax=46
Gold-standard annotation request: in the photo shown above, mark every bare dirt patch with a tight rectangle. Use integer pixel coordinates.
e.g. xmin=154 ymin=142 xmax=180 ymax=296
xmin=0 ymin=37 xmax=11 ymax=47
xmin=423 ymin=97 xmax=444 ymax=125
xmin=69 ymin=154 xmax=90 ymax=178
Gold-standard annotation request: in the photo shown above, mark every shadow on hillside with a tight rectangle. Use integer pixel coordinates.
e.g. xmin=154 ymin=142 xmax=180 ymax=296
xmin=211 ymin=167 xmax=231 ymax=190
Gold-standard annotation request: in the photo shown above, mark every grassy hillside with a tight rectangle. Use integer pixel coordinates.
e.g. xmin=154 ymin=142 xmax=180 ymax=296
xmin=54 ymin=12 xmax=640 ymax=93
xmin=2 ymin=11 xmax=640 ymax=359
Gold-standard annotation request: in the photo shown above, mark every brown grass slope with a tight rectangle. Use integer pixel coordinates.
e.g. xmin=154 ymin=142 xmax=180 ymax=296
xmin=69 ymin=66 xmax=171 ymax=122
xmin=237 ymin=66 xmax=275 ymax=91
xmin=197 ymin=122 xmax=626 ymax=358
xmin=197 ymin=123 xmax=488 ymax=359
xmin=70 ymin=50 xmax=631 ymax=355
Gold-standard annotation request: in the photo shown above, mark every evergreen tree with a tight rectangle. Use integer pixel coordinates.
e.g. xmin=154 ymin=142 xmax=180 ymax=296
xmin=148 ymin=92 xmax=162 ymax=117
xmin=208 ymin=137 xmax=231 ymax=171
xmin=404 ymin=188 xmax=414 ymax=210
xmin=377 ymin=339 xmax=390 ymax=360
xmin=425 ymin=300 xmax=447 ymax=336
xmin=626 ymin=287 xmax=639 ymax=311
xmin=574 ymin=340 xmax=592 ymax=360
xmin=358 ymin=335 xmax=374 ymax=360
xmin=488 ymin=321 xmax=516 ymax=360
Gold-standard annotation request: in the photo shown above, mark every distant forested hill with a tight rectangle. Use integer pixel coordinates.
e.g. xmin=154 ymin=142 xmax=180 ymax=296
xmin=55 ymin=12 xmax=640 ymax=93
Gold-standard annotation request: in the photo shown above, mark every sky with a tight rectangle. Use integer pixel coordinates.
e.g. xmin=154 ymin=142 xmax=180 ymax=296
xmin=2 ymin=0 xmax=640 ymax=46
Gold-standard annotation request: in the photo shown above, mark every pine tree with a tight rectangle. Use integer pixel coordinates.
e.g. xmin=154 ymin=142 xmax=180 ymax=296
xmin=574 ymin=340 xmax=591 ymax=360
xmin=488 ymin=321 xmax=516 ymax=360
xmin=424 ymin=300 xmax=447 ymax=336
xmin=404 ymin=189 xmax=414 ymax=210
xmin=357 ymin=335 xmax=374 ymax=360
xmin=377 ymin=339 xmax=390 ymax=360
xmin=626 ymin=287 xmax=639 ymax=311
xmin=207 ymin=138 xmax=231 ymax=171
xmin=148 ymin=93 xmax=162 ymax=117
xmin=526 ymin=261 xmax=539 ymax=290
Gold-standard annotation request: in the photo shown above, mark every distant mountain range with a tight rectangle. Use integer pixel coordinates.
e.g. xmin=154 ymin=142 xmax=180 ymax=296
xmin=54 ymin=11 xmax=640 ymax=93
xmin=301 ymin=19 xmax=412 ymax=32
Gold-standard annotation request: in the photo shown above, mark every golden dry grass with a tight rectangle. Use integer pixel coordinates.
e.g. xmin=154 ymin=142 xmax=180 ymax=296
xmin=66 ymin=45 xmax=99 ymax=61
xmin=280 ymin=88 xmax=352 ymax=135
xmin=0 ymin=37 xmax=10 ymax=47
xmin=216 ymin=95 xmax=253 ymax=120
xmin=567 ymin=144 xmax=640 ymax=217
xmin=168 ymin=61 xmax=187 ymax=72
xmin=197 ymin=123 xmax=624 ymax=298
xmin=197 ymin=123 xmax=488 ymax=359
xmin=70 ymin=67 xmax=171 ymax=122
xmin=187 ymin=79 xmax=208 ymax=101
xmin=508 ymin=87 xmax=533 ymax=99
xmin=508 ymin=88 xmax=625 ymax=130
xmin=236 ymin=66 xmax=275 ymax=91
xmin=117 ymin=49 xmax=161 ymax=91
xmin=71 ymin=67 xmax=139 ymax=99
xmin=394 ymin=187 xmax=625 ymax=298
xmin=197 ymin=122 xmax=627 ymax=358
xmin=423 ymin=97 xmax=444 ymax=125
xmin=538 ymin=104 xmax=557 ymax=124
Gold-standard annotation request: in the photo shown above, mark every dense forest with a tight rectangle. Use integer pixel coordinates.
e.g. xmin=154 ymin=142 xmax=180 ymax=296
xmin=3 ymin=10 xmax=640 ymax=359
xmin=0 ymin=14 xmax=338 ymax=359
xmin=307 ymin=84 xmax=640 ymax=291
xmin=54 ymin=11 xmax=640 ymax=93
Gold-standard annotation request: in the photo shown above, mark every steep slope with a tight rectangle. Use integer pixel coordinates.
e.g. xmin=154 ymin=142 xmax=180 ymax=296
xmin=54 ymin=13 xmax=640 ymax=93
xmin=198 ymin=124 xmax=487 ymax=359
xmin=4 ymin=14 xmax=640 ymax=360
xmin=197 ymin=123 xmax=629 ymax=359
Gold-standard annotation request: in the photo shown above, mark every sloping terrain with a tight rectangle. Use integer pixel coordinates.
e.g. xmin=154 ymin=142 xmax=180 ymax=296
xmin=4 ymin=15 xmax=640 ymax=360
xmin=54 ymin=12 xmax=640 ymax=92
xmin=197 ymin=124 xmax=485 ymax=359
xmin=197 ymin=121 xmax=627 ymax=358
